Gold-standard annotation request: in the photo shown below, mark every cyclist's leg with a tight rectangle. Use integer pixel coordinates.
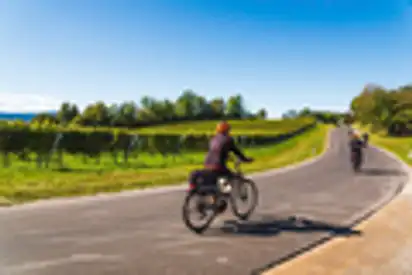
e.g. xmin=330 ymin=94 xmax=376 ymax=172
xmin=189 ymin=169 xmax=201 ymax=187
xmin=196 ymin=169 xmax=218 ymax=204
xmin=219 ymin=166 xmax=234 ymax=179
xmin=221 ymin=167 xmax=248 ymax=199
xmin=214 ymin=167 xmax=235 ymax=194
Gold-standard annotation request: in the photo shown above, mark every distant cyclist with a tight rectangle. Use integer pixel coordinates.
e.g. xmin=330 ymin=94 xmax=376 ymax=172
xmin=189 ymin=121 xmax=253 ymax=192
xmin=362 ymin=132 xmax=369 ymax=146
xmin=349 ymin=130 xmax=367 ymax=154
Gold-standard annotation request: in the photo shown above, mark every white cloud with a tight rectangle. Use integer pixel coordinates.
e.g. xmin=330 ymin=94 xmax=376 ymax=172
xmin=0 ymin=92 xmax=62 ymax=112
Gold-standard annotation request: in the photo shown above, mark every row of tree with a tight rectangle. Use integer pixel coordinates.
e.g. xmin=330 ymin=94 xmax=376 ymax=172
xmin=350 ymin=84 xmax=412 ymax=136
xmin=32 ymin=90 xmax=268 ymax=127
xmin=282 ymin=107 xmax=346 ymax=124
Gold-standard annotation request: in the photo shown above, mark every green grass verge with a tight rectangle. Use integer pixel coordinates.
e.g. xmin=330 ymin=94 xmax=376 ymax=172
xmin=353 ymin=125 xmax=412 ymax=166
xmin=0 ymin=124 xmax=329 ymax=206
xmin=369 ymin=135 xmax=412 ymax=166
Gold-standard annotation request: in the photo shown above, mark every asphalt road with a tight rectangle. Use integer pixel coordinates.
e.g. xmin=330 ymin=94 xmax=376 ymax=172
xmin=0 ymin=128 xmax=408 ymax=275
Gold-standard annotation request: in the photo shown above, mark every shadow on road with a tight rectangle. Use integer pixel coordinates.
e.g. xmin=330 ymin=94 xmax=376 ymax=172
xmin=360 ymin=168 xmax=405 ymax=176
xmin=211 ymin=215 xmax=363 ymax=238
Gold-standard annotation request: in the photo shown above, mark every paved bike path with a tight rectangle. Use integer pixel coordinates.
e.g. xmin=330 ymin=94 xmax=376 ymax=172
xmin=0 ymin=128 xmax=407 ymax=275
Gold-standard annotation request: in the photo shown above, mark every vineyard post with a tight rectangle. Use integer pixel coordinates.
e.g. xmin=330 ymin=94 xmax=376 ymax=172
xmin=49 ymin=132 xmax=64 ymax=168
xmin=132 ymin=134 xmax=140 ymax=160
xmin=177 ymin=135 xmax=187 ymax=162
xmin=125 ymin=134 xmax=139 ymax=164
xmin=110 ymin=114 xmax=120 ymax=165
xmin=250 ymin=135 xmax=256 ymax=147
xmin=2 ymin=133 xmax=10 ymax=167
xmin=58 ymin=117 xmax=70 ymax=168
xmin=240 ymin=135 xmax=247 ymax=148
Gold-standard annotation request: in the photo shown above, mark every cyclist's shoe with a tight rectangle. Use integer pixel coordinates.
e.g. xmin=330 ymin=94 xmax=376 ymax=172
xmin=204 ymin=195 xmax=215 ymax=205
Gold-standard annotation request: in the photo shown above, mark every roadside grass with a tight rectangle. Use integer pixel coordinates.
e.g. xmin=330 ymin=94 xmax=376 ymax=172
xmin=0 ymin=124 xmax=329 ymax=205
xmin=370 ymin=135 xmax=412 ymax=166
xmin=354 ymin=124 xmax=412 ymax=166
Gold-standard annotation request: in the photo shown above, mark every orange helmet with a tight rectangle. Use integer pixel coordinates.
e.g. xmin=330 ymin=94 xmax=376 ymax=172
xmin=216 ymin=121 xmax=231 ymax=134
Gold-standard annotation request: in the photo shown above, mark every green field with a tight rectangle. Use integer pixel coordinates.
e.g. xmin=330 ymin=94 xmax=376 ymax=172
xmin=134 ymin=118 xmax=315 ymax=135
xmin=0 ymin=124 xmax=329 ymax=206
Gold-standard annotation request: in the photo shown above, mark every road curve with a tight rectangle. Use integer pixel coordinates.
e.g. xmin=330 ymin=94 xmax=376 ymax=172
xmin=0 ymin=128 xmax=408 ymax=275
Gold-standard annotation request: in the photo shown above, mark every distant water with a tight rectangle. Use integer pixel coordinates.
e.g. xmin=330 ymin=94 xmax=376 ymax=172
xmin=0 ymin=111 xmax=57 ymax=122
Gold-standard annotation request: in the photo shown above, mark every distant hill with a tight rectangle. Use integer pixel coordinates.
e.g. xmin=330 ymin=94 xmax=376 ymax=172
xmin=0 ymin=111 xmax=57 ymax=122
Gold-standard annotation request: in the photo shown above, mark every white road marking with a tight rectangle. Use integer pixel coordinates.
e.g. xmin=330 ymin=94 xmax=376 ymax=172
xmin=4 ymin=254 xmax=123 ymax=273
xmin=216 ymin=256 xmax=229 ymax=264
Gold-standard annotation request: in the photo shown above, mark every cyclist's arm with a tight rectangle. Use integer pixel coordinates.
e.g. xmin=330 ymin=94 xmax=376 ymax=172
xmin=228 ymin=137 xmax=249 ymax=161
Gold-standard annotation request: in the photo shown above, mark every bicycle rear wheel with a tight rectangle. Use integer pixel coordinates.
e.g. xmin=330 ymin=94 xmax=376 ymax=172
xmin=182 ymin=190 xmax=217 ymax=234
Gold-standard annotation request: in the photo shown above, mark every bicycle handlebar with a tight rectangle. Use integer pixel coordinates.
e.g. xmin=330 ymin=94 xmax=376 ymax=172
xmin=231 ymin=157 xmax=254 ymax=172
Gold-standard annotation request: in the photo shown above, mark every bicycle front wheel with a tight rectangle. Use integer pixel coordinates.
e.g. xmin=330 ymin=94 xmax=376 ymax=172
xmin=230 ymin=177 xmax=259 ymax=221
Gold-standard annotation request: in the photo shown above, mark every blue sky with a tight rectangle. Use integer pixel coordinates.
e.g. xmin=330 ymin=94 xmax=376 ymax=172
xmin=0 ymin=0 xmax=411 ymax=117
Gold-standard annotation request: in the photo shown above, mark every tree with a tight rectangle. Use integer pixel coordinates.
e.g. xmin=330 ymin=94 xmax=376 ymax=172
xmin=256 ymin=108 xmax=267 ymax=119
xmin=140 ymin=96 xmax=156 ymax=110
xmin=107 ymin=103 xmax=120 ymax=125
xmin=138 ymin=96 xmax=159 ymax=122
xmin=56 ymin=102 xmax=79 ymax=125
xmin=81 ymin=101 xmax=111 ymax=126
xmin=299 ymin=107 xmax=312 ymax=117
xmin=282 ymin=109 xmax=299 ymax=119
xmin=31 ymin=112 xmax=59 ymax=124
xmin=160 ymin=99 xmax=176 ymax=120
xmin=174 ymin=89 xmax=198 ymax=119
xmin=209 ymin=98 xmax=225 ymax=119
xmin=117 ymin=101 xmax=138 ymax=126
xmin=193 ymin=95 xmax=211 ymax=118
xmin=225 ymin=94 xmax=245 ymax=119
xmin=350 ymin=83 xmax=412 ymax=136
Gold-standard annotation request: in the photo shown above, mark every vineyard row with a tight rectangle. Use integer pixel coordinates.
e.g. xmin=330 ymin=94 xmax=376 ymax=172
xmin=0 ymin=119 xmax=316 ymax=167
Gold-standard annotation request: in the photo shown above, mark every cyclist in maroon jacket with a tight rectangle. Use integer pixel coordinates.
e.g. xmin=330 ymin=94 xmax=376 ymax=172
xmin=189 ymin=121 xmax=253 ymax=190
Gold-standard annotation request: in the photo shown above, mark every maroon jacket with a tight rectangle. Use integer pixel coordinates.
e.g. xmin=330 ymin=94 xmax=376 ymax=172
xmin=204 ymin=133 xmax=248 ymax=171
